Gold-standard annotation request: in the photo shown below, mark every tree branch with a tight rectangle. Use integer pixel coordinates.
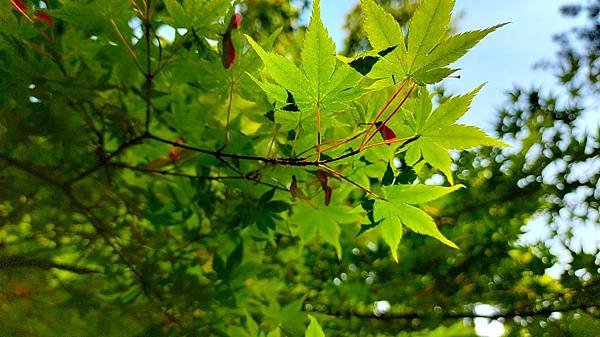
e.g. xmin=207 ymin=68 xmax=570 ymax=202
xmin=144 ymin=11 xmax=153 ymax=135
xmin=0 ymin=153 xmax=66 ymax=188
xmin=111 ymin=162 xmax=288 ymax=191
xmin=307 ymin=303 xmax=598 ymax=321
xmin=148 ymin=133 xmax=421 ymax=167
xmin=67 ymin=134 xmax=148 ymax=185
xmin=0 ymin=256 xmax=99 ymax=274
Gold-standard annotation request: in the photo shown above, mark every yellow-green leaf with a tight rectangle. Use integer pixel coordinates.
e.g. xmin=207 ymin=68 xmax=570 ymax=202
xmin=384 ymin=184 xmax=463 ymax=204
xmin=423 ymin=124 xmax=509 ymax=149
xmin=407 ymin=0 xmax=454 ymax=72
xmin=396 ymin=203 xmax=458 ymax=249
xmin=302 ymin=0 xmax=336 ymax=100
xmin=420 ymin=141 xmax=454 ymax=184
xmin=374 ymin=200 xmax=403 ymax=262
xmin=361 ymin=0 xmax=406 ymax=52
xmin=423 ymin=84 xmax=484 ymax=131
xmin=305 ymin=315 xmax=325 ymax=337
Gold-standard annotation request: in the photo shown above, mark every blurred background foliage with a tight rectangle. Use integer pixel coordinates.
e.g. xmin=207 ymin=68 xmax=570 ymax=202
xmin=0 ymin=0 xmax=598 ymax=337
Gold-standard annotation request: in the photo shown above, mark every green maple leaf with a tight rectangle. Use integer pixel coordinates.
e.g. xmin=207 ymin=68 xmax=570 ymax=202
xmin=290 ymin=203 xmax=358 ymax=259
xmin=374 ymin=184 xmax=463 ymax=262
xmin=403 ymin=85 xmax=508 ymax=184
xmin=245 ymin=0 xmax=364 ymax=133
xmin=164 ymin=0 xmax=230 ymax=29
xmin=360 ymin=0 xmax=507 ymax=86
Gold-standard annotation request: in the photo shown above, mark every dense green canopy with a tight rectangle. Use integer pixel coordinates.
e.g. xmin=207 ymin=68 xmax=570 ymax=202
xmin=0 ymin=0 xmax=598 ymax=336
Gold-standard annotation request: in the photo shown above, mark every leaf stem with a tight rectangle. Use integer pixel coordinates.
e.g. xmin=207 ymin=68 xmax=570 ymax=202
xmin=224 ymin=75 xmax=235 ymax=147
xmin=112 ymin=163 xmax=288 ymax=191
xmin=143 ymin=12 xmax=153 ymax=134
xmin=110 ymin=19 xmax=145 ymax=74
xmin=316 ymin=105 xmax=322 ymax=161
xmin=360 ymin=80 xmax=408 ymax=149
xmin=362 ymin=83 xmax=417 ymax=148
xmin=361 ymin=134 xmax=421 ymax=151
xmin=318 ymin=164 xmax=385 ymax=200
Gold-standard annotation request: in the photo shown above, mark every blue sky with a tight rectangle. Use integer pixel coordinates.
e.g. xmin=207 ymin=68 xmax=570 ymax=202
xmin=318 ymin=0 xmax=584 ymax=132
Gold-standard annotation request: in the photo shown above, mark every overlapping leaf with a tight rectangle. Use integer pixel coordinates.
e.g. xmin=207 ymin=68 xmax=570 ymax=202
xmin=290 ymin=203 xmax=358 ymax=259
xmin=403 ymin=85 xmax=508 ymax=184
xmin=164 ymin=0 xmax=230 ymax=29
xmin=246 ymin=0 xmax=364 ymax=131
xmin=374 ymin=184 xmax=463 ymax=262
xmin=360 ymin=0 xmax=507 ymax=86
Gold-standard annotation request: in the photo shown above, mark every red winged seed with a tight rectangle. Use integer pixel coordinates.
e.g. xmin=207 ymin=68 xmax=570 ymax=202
xmin=290 ymin=176 xmax=298 ymax=197
xmin=34 ymin=11 xmax=53 ymax=26
xmin=230 ymin=13 xmax=242 ymax=30
xmin=315 ymin=170 xmax=328 ymax=188
xmin=375 ymin=122 xmax=396 ymax=141
xmin=11 ymin=0 xmax=27 ymax=12
xmin=222 ymin=32 xmax=236 ymax=69
xmin=324 ymin=186 xmax=332 ymax=206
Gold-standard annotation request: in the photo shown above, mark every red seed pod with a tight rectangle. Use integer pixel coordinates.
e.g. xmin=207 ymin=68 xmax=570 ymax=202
xmin=324 ymin=185 xmax=333 ymax=206
xmin=11 ymin=0 xmax=27 ymax=12
xmin=229 ymin=13 xmax=242 ymax=30
xmin=222 ymin=32 xmax=236 ymax=69
xmin=169 ymin=148 xmax=180 ymax=161
xmin=289 ymin=175 xmax=298 ymax=197
xmin=169 ymin=138 xmax=185 ymax=161
xmin=315 ymin=170 xmax=328 ymax=188
xmin=375 ymin=121 xmax=396 ymax=142
xmin=34 ymin=11 xmax=53 ymax=26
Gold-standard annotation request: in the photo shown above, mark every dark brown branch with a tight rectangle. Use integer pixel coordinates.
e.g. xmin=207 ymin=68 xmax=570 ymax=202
xmin=144 ymin=11 xmax=153 ymax=134
xmin=0 ymin=256 xmax=99 ymax=274
xmin=148 ymin=133 xmax=308 ymax=165
xmin=111 ymin=162 xmax=288 ymax=191
xmin=67 ymin=134 xmax=147 ymax=185
xmin=308 ymin=304 xmax=598 ymax=321
xmin=112 ymin=163 xmax=247 ymax=180
xmin=0 ymin=153 xmax=65 ymax=188
xmin=320 ymin=134 xmax=421 ymax=165
xmin=148 ymin=133 xmax=421 ymax=167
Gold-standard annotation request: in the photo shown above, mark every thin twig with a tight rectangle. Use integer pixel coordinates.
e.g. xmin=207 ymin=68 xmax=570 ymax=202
xmin=224 ymin=76 xmax=235 ymax=146
xmin=143 ymin=15 xmax=153 ymax=134
xmin=318 ymin=164 xmax=384 ymax=200
xmin=112 ymin=163 xmax=288 ymax=191
xmin=362 ymin=134 xmax=421 ymax=151
xmin=307 ymin=304 xmax=598 ymax=321
xmin=316 ymin=105 xmax=322 ymax=161
xmin=0 ymin=256 xmax=99 ymax=274
xmin=67 ymin=134 xmax=148 ymax=185
xmin=266 ymin=125 xmax=280 ymax=157
xmin=362 ymin=83 xmax=417 ymax=149
xmin=110 ymin=19 xmax=145 ymax=74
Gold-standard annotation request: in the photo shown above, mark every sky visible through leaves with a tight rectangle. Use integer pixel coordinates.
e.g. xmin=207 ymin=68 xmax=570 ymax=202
xmin=318 ymin=0 xmax=599 ymax=133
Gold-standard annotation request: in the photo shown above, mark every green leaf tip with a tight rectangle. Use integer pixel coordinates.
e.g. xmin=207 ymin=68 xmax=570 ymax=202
xmin=306 ymin=315 xmax=325 ymax=337
xmin=361 ymin=0 xmax=508 ymax=87
xmin=361 ymin=0 xmax=406 ymax=52
xmin=374 ymin=183 xmax=464 ymax=259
